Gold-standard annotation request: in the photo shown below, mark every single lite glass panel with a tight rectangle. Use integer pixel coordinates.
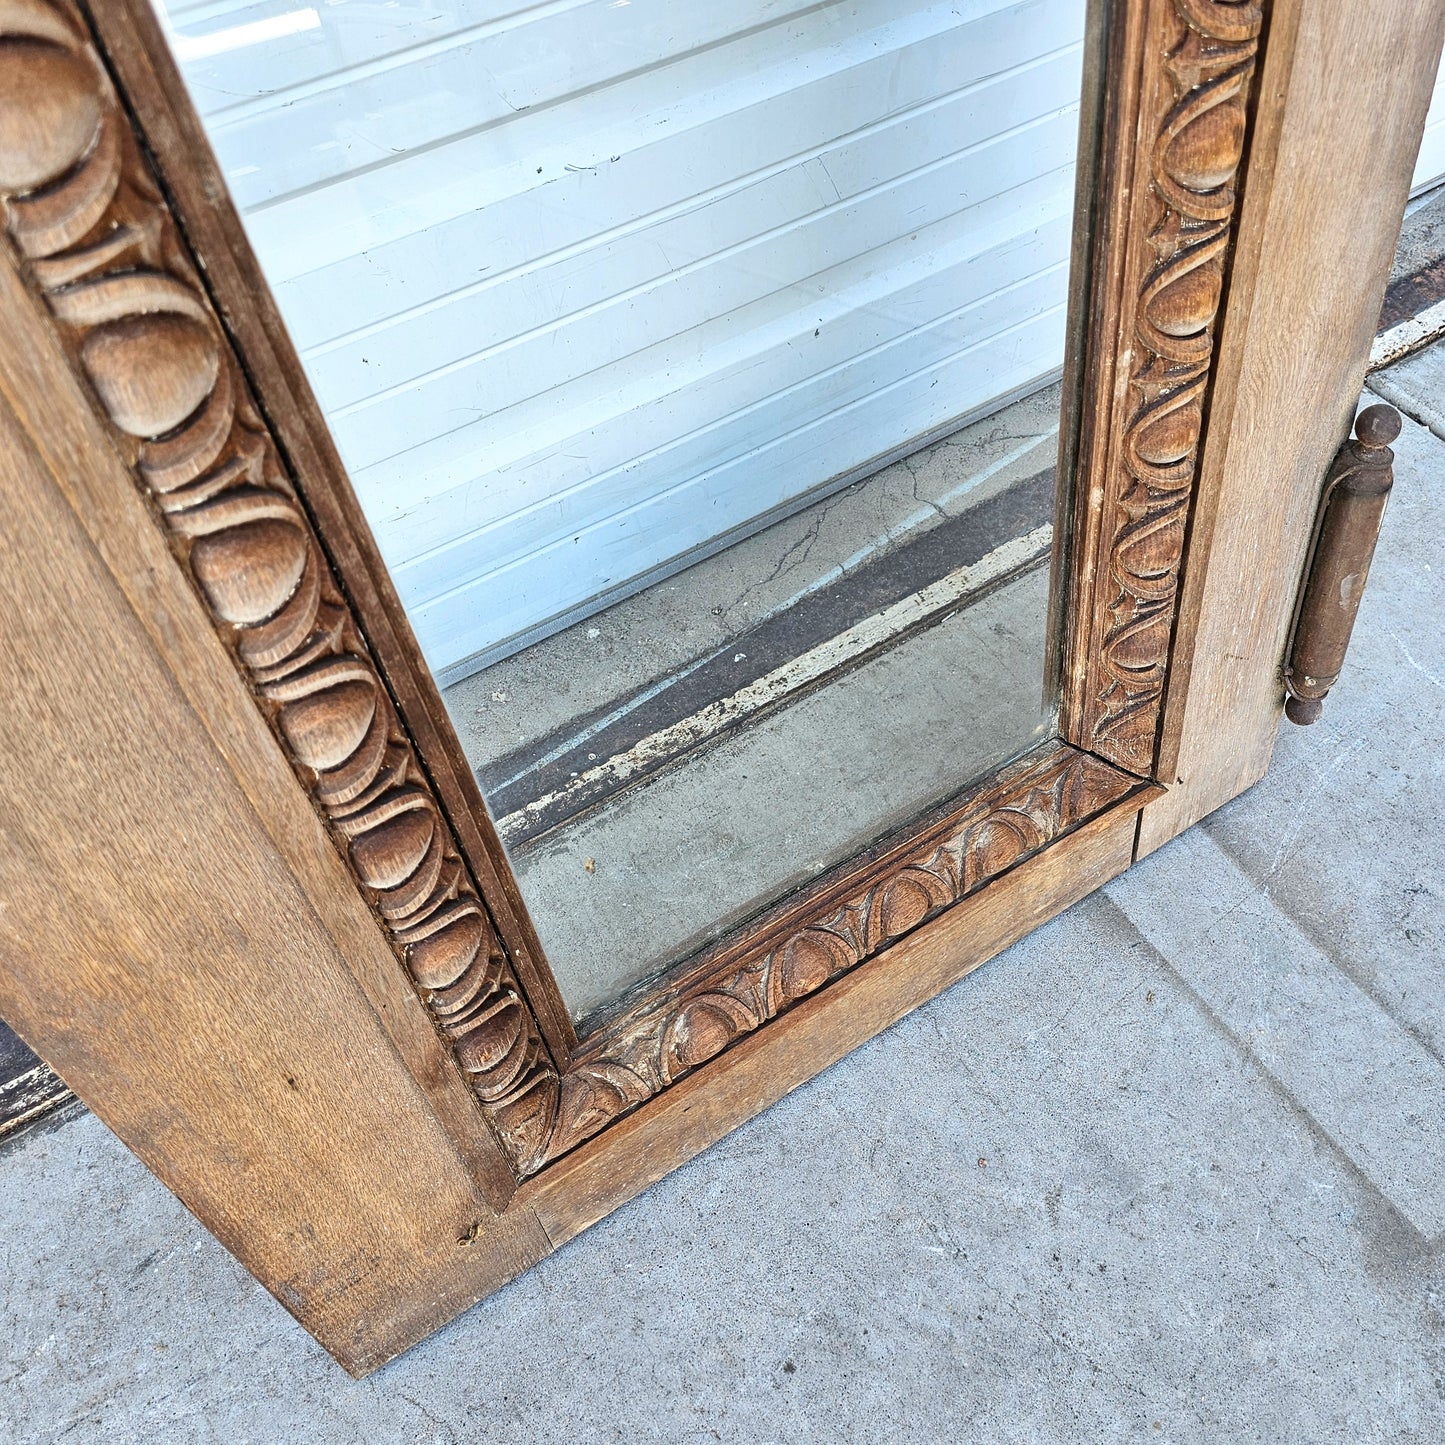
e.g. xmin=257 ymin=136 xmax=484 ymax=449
xmin=160 ymin=0 xmax=1090 ymax=1023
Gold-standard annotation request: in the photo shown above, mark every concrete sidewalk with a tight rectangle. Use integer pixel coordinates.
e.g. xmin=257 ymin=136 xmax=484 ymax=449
xmin=4 ymin=364 xmax=1444 ymax=1442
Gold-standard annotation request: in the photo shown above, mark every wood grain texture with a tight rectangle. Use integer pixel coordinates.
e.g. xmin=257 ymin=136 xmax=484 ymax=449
xmin=0 ymin=382 xmax=552 ymax=1376
xmin=541 ymin=743 xmax=1145 ymax=1164
xmin=0 ymin=0 xmax=563 ymax=1177
xmin=1138 ymin=0 xmax=1445 ymax=854
xmin=523 ymin=794 xmax=1144 ymax=1245
xmin=1062 ymin=0 xmax=1264 ymax=776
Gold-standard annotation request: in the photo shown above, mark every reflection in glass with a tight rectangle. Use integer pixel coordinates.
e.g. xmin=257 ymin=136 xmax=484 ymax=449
xmin=161 ymin=0 xmax=1088 ymax=1021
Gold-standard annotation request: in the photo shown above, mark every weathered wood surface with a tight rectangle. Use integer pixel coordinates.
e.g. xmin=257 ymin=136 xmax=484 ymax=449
xmin=1139 ymin=0 xmax=1445 ymax=854
xmin=0 ymin=375 xmax=551 ymax=1373
xmin=0 ymin=0 xmax=568 ymax=1182
xmin=0 ymin=0 xmax=1435 ymax=1377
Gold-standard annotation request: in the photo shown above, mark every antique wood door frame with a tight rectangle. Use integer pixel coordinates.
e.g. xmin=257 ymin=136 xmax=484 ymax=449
xmin=1 ymin=0 xmax=1441 ymax=1373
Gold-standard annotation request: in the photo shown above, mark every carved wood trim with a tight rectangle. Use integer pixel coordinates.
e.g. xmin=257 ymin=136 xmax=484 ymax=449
xmin=1066 ymin=0 xmax=1266 ymax=775
xmin=542 ymin=743 xmax=1145 ymax=1163
xmin=0 ymin=0 xmax=562 ymax=1174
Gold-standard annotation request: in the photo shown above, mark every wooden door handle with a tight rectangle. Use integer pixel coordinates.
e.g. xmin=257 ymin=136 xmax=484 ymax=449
xmin=1283 ymin=403 xmax=1401 ymax=724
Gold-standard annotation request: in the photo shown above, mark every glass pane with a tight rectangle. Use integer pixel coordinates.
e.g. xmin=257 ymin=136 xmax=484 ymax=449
xmin=159 ymin=0 xmax=1089 ymax=1024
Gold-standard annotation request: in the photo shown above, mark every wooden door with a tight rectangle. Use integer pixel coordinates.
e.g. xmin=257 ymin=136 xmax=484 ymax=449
xmin=0 ymin=0 xmax=1441 ymax=1374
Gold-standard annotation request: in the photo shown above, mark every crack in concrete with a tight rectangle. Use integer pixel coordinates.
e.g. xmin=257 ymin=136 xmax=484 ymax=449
xmin=720 ymin=496 xmax=838 ymax=625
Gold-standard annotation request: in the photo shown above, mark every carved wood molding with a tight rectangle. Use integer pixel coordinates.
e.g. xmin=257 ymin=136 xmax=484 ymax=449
xmin=0 ymin=0 xmax=562 ymax=1173
xmin=1074 ymin=0 xmax=1266 ymax=774
xmin=541 ymin=744 xmax=1141 ymax=1163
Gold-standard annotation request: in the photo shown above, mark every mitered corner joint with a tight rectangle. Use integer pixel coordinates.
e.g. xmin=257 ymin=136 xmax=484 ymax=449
xmin=1283 ymin=402 xmax=1401 ymax=725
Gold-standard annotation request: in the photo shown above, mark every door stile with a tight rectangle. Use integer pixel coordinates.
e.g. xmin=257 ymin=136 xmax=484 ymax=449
xmin=0 ymin=299 xmax=554 ymax=1373
xmin=1139 ymin=0 xmax=1445 ymax=854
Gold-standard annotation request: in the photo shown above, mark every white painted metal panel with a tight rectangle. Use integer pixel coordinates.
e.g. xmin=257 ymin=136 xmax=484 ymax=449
xmin=1413 ymin=55 xmax=1445 ymax=194
xmin=160 ymin=0 xmax=1087 ymax=678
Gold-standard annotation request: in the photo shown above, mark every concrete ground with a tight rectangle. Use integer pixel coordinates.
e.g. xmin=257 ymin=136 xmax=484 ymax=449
xmin=1390 ymin=184 xmax=1445 ymax=283
xmin=446 ymin=387 xmax=1061 ymax=1016
xmin=442 ymin=385 xmax=1062 ymax=771
xmin=522 ymin=561 xmax=1052 ymax=1017
xmin=4 ymin=368 xmax=1445 ymax=1443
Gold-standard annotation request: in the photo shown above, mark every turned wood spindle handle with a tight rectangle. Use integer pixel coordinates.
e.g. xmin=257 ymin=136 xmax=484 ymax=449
xmin=1283 ymin=403 xmax=1401 ymax=725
